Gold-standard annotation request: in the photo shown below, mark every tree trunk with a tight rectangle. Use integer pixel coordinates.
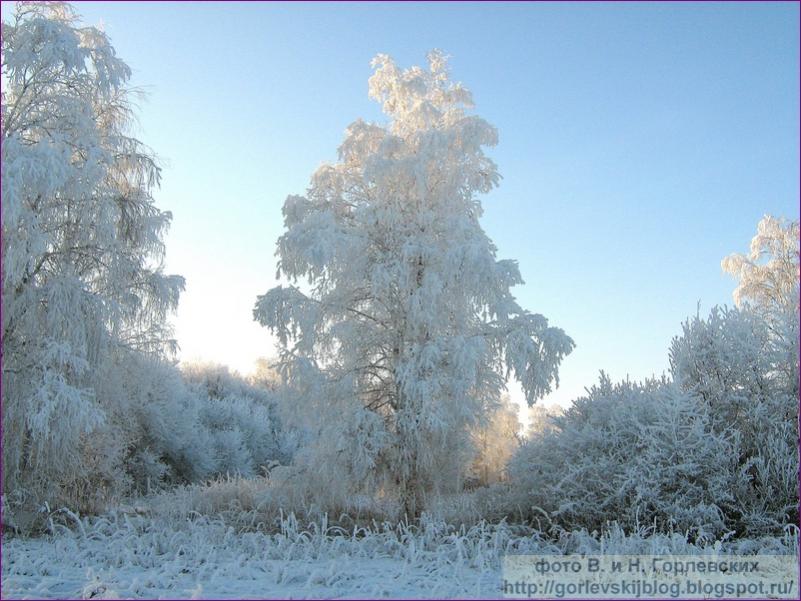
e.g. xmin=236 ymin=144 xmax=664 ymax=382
xmin=396 ymin=386 xmax=424 ymax=521
xmin=398 ymin=441 xmax=423 ymax=521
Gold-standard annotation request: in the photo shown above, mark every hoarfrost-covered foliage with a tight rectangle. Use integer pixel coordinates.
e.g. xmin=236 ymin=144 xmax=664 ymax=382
xmin=509 ymin=216 xmax=799 ymax=540
xmin=3 ymin=350 xmax=293 ymax=531
xmin=669 ymin=307 xmax=798 ymax=536
xmin=1 ymin=2 xmax=184 ymax=517
xmin=722 ymin=216 xmax=800 ymax=318
xmin=721 ymin=215 xmax=800 ymax=393
xmin=6 ymin=508 xmax=796 ymax=600
xmin=94 ymin=358 xmax=292 ymax=497
xmin=181 ymin=362 xmax=294 ymax=476
xmin=671 ymin=215 xmax=800 ymax=536
xmin=0 ymin=4 xmax=292 ymax=530
xmin=509 ymin=376 xmax=742 ymax=539
xmin=254 ymin=51 xmax=573 ymax=517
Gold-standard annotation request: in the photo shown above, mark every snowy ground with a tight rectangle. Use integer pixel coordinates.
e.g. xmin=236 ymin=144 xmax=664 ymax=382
xmin=2 ymin=513 xmax=503 ymax=599
xmin=3 ymin=511 xmax=798 ymax=599
xmin=2 ymin=539 xmax=495 ymax=599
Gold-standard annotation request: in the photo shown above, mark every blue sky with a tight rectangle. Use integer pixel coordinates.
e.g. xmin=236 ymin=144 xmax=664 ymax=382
xmin=66 ymin=1 xmax=799 ymax=410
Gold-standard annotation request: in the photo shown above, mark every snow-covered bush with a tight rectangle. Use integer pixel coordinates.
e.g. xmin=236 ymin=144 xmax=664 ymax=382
xmin=508 ymin=308 xmax=797 ymax=540
xmin=508 ymin=375 xmax=742 ymax=540
xmin=670 ymin=307 xmax=776 ymax=421
xmin=3 ymin=349 xmax=293 ymax=533
xmin=669 ymin=306 xmax=799 ymax=536
xmin=182 ymin=362 xmax=294 ymax=477
xmin=93 ymin=359 xmax=294 ymax=497
xmin=509 ymin=308 xmax=798 ymax=539
xmin=508 ymin=216 xmax=799 ymax=540
xmin=95 ymin=351 xmax=217 ymax=490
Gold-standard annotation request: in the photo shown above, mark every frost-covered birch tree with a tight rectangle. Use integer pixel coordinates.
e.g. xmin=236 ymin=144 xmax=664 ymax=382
xmin=722 ymin=216 xmax=799 ymax=316
xmin=254 ymin=51 xmax=573 ymax=517
xmin=1 ymin=2 xmax=184 ymax=511
xmin=721 ymin=215 xmax=800 ymax=392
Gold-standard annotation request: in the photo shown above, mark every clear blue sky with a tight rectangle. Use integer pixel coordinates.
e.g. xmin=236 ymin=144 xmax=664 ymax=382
xmin=66 ymin=1 xmax=799 ymax=409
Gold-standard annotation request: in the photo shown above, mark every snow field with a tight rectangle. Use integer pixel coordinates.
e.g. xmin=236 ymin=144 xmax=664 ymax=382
xmin=3 ymin=509 xmax=798 ymax=599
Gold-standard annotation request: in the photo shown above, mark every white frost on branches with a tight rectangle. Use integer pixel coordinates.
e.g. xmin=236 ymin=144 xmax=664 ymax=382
xmin=1 ymin=2 xmax=184 ymax=513
xmin=509 ymin=215 xmax=799 ymax=539
xmin=721 ymin=215 xmax=800 ymax=391
xmin=254 ymin=51 xmax=573 ymax=517
xmin=722 ymin=215 xmax=799 ymax=315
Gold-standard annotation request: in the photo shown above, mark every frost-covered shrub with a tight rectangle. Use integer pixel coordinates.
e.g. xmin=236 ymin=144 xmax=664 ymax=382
xmin=2 ymin=350 xmax=296 ymax=532
xmin=508 ymin=376 xmax=741 ymax=540
xmin=670 ymin=307 xmax=777 ymax=426
xmin=95 ymin=358 xmax=294 ymax=496
xmin=509 ymin=300 xmax=799 ymax=540
xmin=95 ymin=351 xmax=218 ymax=491
xmin=670 ymin=306 xmax=799 ymax=536
xmin=182 ymin=362 xmax=294 ymax=477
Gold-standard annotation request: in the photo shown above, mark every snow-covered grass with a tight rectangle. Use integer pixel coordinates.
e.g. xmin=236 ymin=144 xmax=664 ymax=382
xmin=134 ymin=474 xmax=402 ymax=533
xmin=3 ymin=501 xmax=798 ymax=599
xmin=127 ymin=474 xmax=527 ymax=534
xmin=1 ymin=511 xmax=515 ymax=599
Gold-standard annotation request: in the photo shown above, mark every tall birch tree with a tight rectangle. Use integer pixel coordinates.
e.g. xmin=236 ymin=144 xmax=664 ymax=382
xmin=255 ymin=51 xmax=573 ymax=517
